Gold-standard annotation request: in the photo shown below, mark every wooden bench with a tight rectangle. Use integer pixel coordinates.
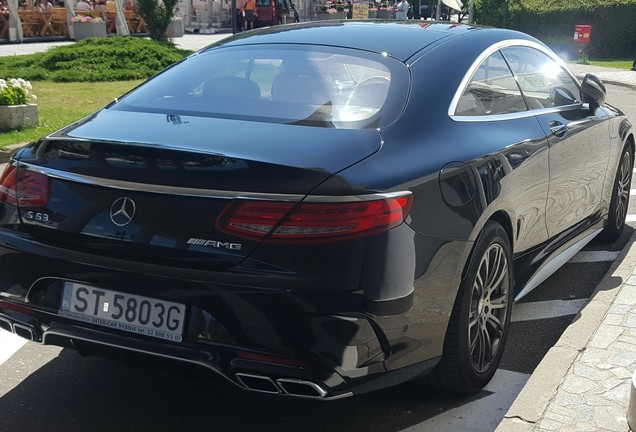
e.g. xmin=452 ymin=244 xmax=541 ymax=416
xmin=50 ymin=7 xmax=68 ymax=36
xmin=17 ymin=10 xmax=39 ymax=38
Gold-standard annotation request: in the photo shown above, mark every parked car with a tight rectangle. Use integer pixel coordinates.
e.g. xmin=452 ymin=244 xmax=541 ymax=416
xmin=0 ymin=21 xmax=633 ymax=400
xmin=255 ymin=0 xmax=295 ymax=26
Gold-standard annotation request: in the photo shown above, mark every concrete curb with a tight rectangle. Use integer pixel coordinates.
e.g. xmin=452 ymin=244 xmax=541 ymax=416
xmin=496 ymin=230 xmax=636 ymax=431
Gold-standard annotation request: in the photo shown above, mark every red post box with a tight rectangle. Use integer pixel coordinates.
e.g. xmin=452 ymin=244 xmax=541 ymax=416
xmin=574 ymin=24 xmax=592 ymax=44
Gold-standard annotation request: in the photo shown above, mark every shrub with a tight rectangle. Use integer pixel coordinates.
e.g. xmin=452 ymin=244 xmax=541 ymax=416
xmin=0 ymin=37 xmax=191 ymax=82
xmin=136 ymin=0 xmax=178 ymax=42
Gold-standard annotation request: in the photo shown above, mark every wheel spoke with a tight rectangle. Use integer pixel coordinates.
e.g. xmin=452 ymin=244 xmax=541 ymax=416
xmin=489 ymin=293 xmax=507 ymax=310
xmin=486 ymin=262 xmax=507 ymax=297
xmin=485 ymin=312 xmax=504 ymax=333
xmin=477 ymin=321 xmax=492 ymax=370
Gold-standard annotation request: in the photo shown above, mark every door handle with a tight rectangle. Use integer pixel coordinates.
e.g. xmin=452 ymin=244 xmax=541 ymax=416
xmin=549 ymin=121 xmax=568 ymax=138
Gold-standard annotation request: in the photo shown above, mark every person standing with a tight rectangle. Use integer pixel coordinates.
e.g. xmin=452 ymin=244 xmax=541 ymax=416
xmin=235 ymin=0 xmax=245 ymax=32
xmin=95 ymin=0 xmax=107 ymax=20
xmin=243 ymin=0 xmax=257 ymax=30
xmin=75 ymin=0 xmax=92 ymax=11
xmin=395 ymin=0 xmax=409 ymax=19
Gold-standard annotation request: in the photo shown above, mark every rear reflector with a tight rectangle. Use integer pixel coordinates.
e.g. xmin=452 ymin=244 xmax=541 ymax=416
xmin=216 ymin=194 xmax=413 ymax=243
xmin=0 ymin=165 xmax=50 ymax=208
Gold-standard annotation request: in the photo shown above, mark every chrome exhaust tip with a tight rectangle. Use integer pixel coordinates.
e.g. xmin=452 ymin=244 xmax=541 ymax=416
xmin=276 ymin=378 xmax=327 ymax=398
xmin=235 ymin=373 xmax=281 ymax=394
xmin=12 ymin=323 xmax=35 ymax=341
xmin=0 ymin=317 xmax=11 ymax=333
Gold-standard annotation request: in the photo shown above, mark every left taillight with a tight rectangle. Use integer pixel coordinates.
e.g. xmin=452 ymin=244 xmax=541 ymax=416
xmin=0 ymin=165 xmax=50 ymax=207
xmin=216 ymin=193 xmax=414 ymax=244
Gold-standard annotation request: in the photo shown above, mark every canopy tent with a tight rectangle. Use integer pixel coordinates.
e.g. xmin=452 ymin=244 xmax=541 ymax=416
xmin=66 ymin=0 xmax=75 ymax=39
xmin=8 ymin=0 xmax=23 ymax=42
xmin=442 ymin=0 xmax=463 ymax=12
xmin=114 ymin=0 xmax=129 ymax=36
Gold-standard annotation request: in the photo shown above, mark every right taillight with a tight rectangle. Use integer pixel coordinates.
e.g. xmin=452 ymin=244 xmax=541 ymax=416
xmin=216 ymin=193 xmax=414 ymax=243
xmin=0 ymin=165 xmax=50 ymax=208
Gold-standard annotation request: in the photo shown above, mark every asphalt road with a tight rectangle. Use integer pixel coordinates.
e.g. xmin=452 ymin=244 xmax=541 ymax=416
xmin=1 ymin=82 xmax=636 ymax=432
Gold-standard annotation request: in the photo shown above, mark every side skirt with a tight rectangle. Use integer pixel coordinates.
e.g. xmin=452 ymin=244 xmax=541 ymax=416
xmin=513 ymin=227 xmax=603 ymax=302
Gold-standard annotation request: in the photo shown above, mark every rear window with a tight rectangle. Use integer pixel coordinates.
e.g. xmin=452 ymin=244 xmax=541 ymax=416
xmin=112 ymin=45 xmax=408 ymax=129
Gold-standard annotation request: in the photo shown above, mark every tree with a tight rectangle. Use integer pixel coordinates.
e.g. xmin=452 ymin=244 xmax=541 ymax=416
xmin=474 ymin=0 xmax=504 ymax=26
xmin=137 ymin=0 xmax=178 ymax=42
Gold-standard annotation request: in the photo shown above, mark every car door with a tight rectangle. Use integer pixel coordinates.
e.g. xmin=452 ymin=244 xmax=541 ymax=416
xmin=502 ymin=46 xmax=610 ymax=238
xmin=446 ymin=49 xmax=551 ymax=253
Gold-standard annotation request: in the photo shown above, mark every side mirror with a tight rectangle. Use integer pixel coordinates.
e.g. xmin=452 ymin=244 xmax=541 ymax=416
xmin=580 ymin=73 xmax=606 ymax=107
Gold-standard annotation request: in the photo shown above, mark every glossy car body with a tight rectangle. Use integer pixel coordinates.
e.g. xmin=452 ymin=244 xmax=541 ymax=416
xmin=0 ymin=22 xmax=633 ymax=400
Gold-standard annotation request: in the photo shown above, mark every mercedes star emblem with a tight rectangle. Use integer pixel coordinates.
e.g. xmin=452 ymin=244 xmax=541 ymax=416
xmin=110 ymin=197 xmax=137 ymax=227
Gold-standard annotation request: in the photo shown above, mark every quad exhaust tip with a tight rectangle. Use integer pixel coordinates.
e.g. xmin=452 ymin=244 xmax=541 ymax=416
xmin=276 ymin=378 xmax=328 ymax=398
xmin=0 ymin=317 xmax=11 ymax=333
xmin=12 ymin=324 xmax=36 ymax=341
xmin=235 ymin=373 xmax=327 ymax=399
xmin=236 ymin=373 xmax=280 ymax=394
xmin=0 ymin=317 xmax=36 ymax=341
xmin=1 ymin=317 xmax=329 ymax=399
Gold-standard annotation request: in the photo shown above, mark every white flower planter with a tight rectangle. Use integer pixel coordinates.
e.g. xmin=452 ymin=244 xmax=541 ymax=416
xmin=73 ymin=21 xmax=108 ymax=41
xmin=0 ymin=104 xmax=39 ymax=131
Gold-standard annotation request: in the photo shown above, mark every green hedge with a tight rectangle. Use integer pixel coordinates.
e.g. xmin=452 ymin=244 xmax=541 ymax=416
xmin=476 ymin=0 xmax=636 ymax=59
xmin=0 ymin=37 xmax=190 ymax=82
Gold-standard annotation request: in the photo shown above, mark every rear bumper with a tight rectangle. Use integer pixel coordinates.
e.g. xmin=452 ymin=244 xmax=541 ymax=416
xmin=0 ymin=228 xmax=461 ymax=399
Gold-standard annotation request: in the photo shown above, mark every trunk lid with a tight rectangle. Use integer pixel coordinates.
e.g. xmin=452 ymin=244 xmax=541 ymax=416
xmin=12 ymin=110 xmax=381 ymax=269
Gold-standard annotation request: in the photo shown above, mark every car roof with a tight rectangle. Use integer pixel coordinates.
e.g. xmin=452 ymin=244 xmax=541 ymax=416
xmin=203 ymin=21 xmax=536 ymax=63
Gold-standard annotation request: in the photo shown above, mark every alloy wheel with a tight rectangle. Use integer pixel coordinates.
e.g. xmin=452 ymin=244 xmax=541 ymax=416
xmin=468 ymin=243 xmax=510 ymax=373
xmin=615 ymin=150 xmax=632 ymax=230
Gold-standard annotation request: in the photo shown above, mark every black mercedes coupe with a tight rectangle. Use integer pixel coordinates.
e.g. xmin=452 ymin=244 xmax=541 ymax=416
xmin=0 ymin=21 xmax=632 ymax=400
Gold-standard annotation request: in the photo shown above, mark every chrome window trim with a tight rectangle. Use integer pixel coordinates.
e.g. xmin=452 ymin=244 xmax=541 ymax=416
xmin=448 ymin=39 xmax=581 ymax=121
xmin=17 ymin=161 xmax=411 ymax=202
xmin=451 ymin=103 xmax=582 ymax=123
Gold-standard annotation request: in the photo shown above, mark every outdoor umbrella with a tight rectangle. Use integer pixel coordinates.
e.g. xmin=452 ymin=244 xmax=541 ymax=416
xmin=442 ymin=0 xmax=463 ymax=11
xmin=66 ymin=0 xmax=75 ymax=39
xmin=8 ymin=0 xmax=23 ymax=42
xmin=114 ymin=0 xmax=129 ymax=36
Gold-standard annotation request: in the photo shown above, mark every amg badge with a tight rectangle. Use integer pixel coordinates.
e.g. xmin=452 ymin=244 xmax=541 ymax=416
xmin=187 ymin=238 xmax=243 ymax=251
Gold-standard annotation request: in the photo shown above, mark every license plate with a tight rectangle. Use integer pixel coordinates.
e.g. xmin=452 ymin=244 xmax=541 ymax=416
xmin=59 ymin=282 xmax=186 ymax=343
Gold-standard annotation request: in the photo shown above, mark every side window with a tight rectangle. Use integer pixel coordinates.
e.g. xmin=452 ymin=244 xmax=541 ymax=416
xmin=455 ymin=51 xmax=526 ymax=116
xmin=502 ymin=46 xmax=580 ymax=109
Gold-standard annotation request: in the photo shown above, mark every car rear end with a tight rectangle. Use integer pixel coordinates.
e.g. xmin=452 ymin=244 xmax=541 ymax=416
xmin=0 ymin=38 xmax=430 ymax=399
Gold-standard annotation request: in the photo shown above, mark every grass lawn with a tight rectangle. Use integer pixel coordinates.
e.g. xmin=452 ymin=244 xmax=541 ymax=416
xmin=0 ymin=80 xmax=143 ymax=149
xmin=575 ymin=58 xmax=634 ymax=70
xmin=587 ymin=59 xmax=633 ymax=70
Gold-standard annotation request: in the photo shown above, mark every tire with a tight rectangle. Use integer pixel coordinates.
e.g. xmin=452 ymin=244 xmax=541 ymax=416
xmin=599 ymin=145 xmax=634 ymax=243
xmin=424 ymin=220 xmax=513 ymax=393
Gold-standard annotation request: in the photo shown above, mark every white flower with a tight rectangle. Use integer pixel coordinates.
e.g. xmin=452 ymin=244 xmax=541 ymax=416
xmin=0 ymin=78 xmax=36 ymax=105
